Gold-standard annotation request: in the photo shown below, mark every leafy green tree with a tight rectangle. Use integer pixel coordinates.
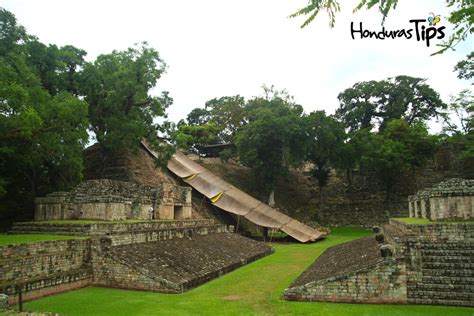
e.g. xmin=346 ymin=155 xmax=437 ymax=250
xmin=362 ymin=119 xmax=437 ymax=192
xmin=235 ymin=91 xmax=305 ymax=204
xmin=455 ymin=51 xmax=473 ymax=82
xmin=303 ymin=111 xmax=345 ymax=209
xmin=0 ymin=8 xmax=89 ymax=221
xmin=290 ymin=0 xmax=472 ymax=54
xmin=174 ymin=123 xmax=220 ymax=156
xmin=186 ymin=108 xmax=211 ymax=126
xmin=79 ymin=42 xmax=174 ymax=167
xmin=443 ymin=89 xmax=473 ymax=135
xmin=205 ymin=95 xmax=247 ymax=143
xmin=336 ymin=76 xmax=446 ymax=132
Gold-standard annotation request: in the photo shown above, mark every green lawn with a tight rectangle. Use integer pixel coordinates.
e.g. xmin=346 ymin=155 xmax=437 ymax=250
xmin=0 ymin=234 xmax=84 ymax=246
xmin=21 ymin=228 xmax=473 ymax=316
xmin=394 ymin=217 xmax=474 ymax=225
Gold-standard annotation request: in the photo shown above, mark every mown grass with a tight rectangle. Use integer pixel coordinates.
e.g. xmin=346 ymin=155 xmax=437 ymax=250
xmin=394 ymin=217 xmax=474 ymax=225
xmin=21 ymin=228 xmax=473 ymax=316
xmin=0 ymin=234 xmax=84 ymax=245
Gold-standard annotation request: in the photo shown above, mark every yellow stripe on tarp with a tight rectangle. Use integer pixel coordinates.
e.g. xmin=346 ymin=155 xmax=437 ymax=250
xmin=210 ymin=192 xmax=223 ymax=203
xmin=183 ymin=173 xmax=196 ymax=180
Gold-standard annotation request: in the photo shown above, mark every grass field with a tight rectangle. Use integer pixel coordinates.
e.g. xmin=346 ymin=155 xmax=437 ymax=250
xmin=20 ymin=228 xmax=473 ymax=316
xmin=394 ymin=217 xmax=474 ymax=225
xmin=0 ymin=234 xmax=84 ymax=245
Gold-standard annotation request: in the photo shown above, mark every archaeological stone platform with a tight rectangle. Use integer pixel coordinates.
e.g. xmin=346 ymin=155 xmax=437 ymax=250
xmin=284 ymin=218 xmax=473 ymax=307
xmin=2 ymin=218 xmax=273 ymax=304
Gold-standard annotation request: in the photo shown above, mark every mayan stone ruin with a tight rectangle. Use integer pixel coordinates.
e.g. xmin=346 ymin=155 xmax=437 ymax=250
xmin=285 ymin=217 xmax=474 ymax=307
xmin=34 ymin=179 xmax=192 ymax=221
xmin=408 ymin=178 xmax=474 ymax=221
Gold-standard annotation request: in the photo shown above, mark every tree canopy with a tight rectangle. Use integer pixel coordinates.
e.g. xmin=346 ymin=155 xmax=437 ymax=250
xmin=336 ymin=76 xmax=446 ymax=132
xmin=0 ymin=8 xmax=89 ymax=221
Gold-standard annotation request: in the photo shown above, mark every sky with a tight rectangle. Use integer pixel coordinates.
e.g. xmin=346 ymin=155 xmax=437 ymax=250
xmin=1 ymin=0 xmax=472 ymax=128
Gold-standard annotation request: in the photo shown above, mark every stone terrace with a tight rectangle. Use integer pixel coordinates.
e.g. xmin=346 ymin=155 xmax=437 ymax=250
xmin=93 ymin=233 xmax=274 ymax=293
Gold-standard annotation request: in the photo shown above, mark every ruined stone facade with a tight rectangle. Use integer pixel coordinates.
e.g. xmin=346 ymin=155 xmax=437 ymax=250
xmin=408 ymin=178 xmax=474 ymax=221
xmin=284 ymin=219 xmax=473 ymax=306
xmin=35 ymin=179 xmax=192 ymax=221
xmin=1 ymin=220 xmax=273 ymax=304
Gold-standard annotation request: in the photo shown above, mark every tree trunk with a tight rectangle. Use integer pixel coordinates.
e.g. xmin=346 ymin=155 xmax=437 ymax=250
xmin=268 ymin=190 xmax=275 ymax=207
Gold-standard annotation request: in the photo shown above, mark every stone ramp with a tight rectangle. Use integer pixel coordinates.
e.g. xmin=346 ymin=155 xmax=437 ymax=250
xmin=93 ymin=233 xmax=273 ymax=293
xmin=284 ymin=236 xmax=407 ymax=304
xmin=142 ymin=141 xmax=327 ymax=243
xmin=289 ymin=236 xmax=384 ymax=287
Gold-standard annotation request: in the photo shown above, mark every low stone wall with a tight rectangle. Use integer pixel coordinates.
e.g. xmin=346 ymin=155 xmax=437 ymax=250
xmin=0 ymin=239 xmax=92 ymax=304
xmin=284 ymin=258 xmax=407 ymax=304
xmin=11 ymin=219 xmax=218 ymax=236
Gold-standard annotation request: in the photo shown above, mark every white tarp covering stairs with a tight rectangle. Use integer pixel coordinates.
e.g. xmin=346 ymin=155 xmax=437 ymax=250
xmin=142 ymin=142 xmax=327 ymax=243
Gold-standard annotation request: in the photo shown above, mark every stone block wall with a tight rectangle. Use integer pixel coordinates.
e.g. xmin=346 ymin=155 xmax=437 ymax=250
xmin=284 ymin=258 xmax=407 ymax=304
xmin=0 ymin=239 xmax=92 ymax=304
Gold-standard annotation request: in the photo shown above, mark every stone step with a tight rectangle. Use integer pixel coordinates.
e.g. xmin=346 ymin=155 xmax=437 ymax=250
xmin=407 ymin=298 xmax=474 ymax=307
xmin=422 ymin=276 xmax=474 ymax=285
xmin=421 ymin=255 xmax=473 ymax=263
xmin=422 ymin=268 xmax=473 ymax=277
xmin=408 ymin=282 xmax=473 ymax=292
xmin=421 ymin=262 xmax=474 ymax=270
xmin=419 ymin=242 xmax=474 ymax=250
xmin=407 ymin=289 xmax=473 ymax=301
xmin=421 ymin=249 xmax=474 ymax=256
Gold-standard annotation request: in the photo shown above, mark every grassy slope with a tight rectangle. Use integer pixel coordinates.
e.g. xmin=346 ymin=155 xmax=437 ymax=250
xmin=0 ymin=234 xmax=84 ymax=246
xmin=22 ymin=228 xmax=473 ymax=316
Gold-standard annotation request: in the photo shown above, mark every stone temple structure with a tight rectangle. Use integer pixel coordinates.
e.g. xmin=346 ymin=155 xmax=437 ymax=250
xmin=285 ymin=178 xmax=474 ymax=307
xmin=408 ymin=178 xmax=474 ymax=221
xmin=35 ymin=179 xmax=192 ymax=221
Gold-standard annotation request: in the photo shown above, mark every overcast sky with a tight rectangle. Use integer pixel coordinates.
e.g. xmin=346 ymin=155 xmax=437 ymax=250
xmin=2 ymin=0 xmax=472 ymax=128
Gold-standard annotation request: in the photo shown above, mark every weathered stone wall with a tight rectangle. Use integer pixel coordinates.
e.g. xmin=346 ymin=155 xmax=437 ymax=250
xmin=0 ymin=239 xmax=92 ymax=304
xmin=35 ymin=179 xmax=192 ymax=221
xmin=383 ymin=219 xmax=474 ymax=307
xmin=11 ymin=219 xmax=220 ymax=237
xmin=284 ymin=258 xmax=407 ymax=304
xmin=1 ymin=220 xmax=241 ymax=303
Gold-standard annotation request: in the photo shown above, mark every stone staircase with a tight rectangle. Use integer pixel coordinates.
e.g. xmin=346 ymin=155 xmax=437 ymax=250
xmin=383 ymin=219 xmax=474 ymax=307
xmin=407 ymin=241 xmax=474 ymax=306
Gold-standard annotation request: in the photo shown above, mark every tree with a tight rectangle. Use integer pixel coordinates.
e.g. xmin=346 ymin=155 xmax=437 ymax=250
xmin=186 ymin=107 xmax=211 ymax=126
xmin=174 ymin=123 xmax=220 ymax=156
xmin=79 ymin=42 xmax=174 ymax=168
xmin=336 ymin=76 xmax=446 ymax=132
xmin=205 ymin=95 xmax=247 ymax=143
xmin=235 ymin=90 xmax=305 ymax=204
xmin=455 ymin=51 xmax=474 ymax=82
xmin=362 ymin=120 xmax=437 ymax=192
xmin=0 ymin=8 xmax=89 ymax=221
xmin=443 ymin=89 xmax=473 ymax=135
xmin=303 ymin=111 xmax=345 ymax=209
xmin=290 ymin=0 xmax=473 ymax=54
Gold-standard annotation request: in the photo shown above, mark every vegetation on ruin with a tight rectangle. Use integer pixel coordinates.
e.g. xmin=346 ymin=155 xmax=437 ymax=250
xmin=0 ymin=234 xmax=84 ymax=245
xmin=22 ymin=228 xmax=473 ymax=315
